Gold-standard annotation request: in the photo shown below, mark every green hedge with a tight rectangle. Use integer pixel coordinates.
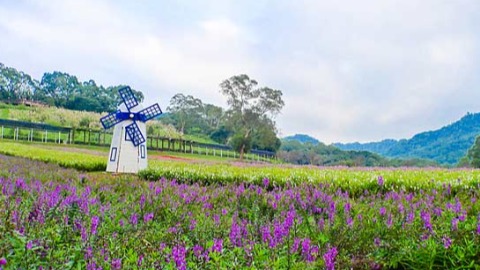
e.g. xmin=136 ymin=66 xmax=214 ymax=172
xmin=0 ymin=141 xmax=106 ymax=171
xmin=141 ymin=160 xmax=480 ymax=195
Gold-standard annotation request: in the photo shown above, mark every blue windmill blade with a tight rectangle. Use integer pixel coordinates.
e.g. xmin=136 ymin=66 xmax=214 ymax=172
xmin=125 ymin=122 xmax=146 ymax=146
xmin=118 ymin=86 xmax=139 ymax=111
xmin=100 ymin=110 xmax=123 ymax=129
xmin=137 ymin=103 xmax=163 ymax=122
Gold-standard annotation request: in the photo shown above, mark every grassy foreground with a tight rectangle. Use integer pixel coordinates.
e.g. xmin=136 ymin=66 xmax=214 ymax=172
xmin=1 ymin=142 xmax=480 ymax=269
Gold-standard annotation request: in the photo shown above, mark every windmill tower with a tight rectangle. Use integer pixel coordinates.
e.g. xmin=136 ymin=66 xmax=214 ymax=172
xmin=100 ymin=86 xmax=163 ymax=173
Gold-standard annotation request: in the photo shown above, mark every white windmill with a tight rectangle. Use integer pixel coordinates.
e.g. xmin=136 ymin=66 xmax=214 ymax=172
xmin=100 ymin=86 xmax=163 ymax=173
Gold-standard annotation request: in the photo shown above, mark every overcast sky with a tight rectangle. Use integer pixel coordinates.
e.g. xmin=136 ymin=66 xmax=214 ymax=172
xmin=1 ymin=0 xmax=479 ymax=143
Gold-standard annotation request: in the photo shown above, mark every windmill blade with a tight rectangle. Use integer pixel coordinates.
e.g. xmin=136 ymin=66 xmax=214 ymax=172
xmin=100 ymin=110 xmax=122 ymax=129
xmin=137 ymin=103 xmax=163 ymax=122
xmin=125 ymin=122 xmax=146 ymax=146
xmin=119 ymin=86 xmax=139 ymax=110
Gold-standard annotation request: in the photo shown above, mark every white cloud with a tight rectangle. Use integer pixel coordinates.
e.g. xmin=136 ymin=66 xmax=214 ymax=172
xmin=0 ymin=0 xmax=479 ymax=144
xmin=0 ymin=0 xmax=259 ymax=106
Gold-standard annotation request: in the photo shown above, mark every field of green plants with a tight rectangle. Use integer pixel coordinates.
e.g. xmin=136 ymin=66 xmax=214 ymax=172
xmin=1 ymin=141 xmax=480 ymax=269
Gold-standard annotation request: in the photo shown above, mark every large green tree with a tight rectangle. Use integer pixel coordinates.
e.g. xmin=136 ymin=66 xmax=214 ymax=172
xmin=166 ymin=93 xmax=203 ymax=134
xmin=0 ymin=63 xmax=39 ymax=102
xmin=165 ymin=93 xmax=224 ymax=137
xmin=220 ymin=74 xmax=284 ymax=159
xmin=38 ymin=72 xmax=80 ymax=107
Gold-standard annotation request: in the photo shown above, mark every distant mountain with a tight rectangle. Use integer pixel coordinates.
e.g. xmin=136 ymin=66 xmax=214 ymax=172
xmin=283 ymin=134 xmax=320 ymax=145
xmin=334 ymin=113 xmax=480 ymax=164
xmin=279 ymin=137 xmax=438 ymax=167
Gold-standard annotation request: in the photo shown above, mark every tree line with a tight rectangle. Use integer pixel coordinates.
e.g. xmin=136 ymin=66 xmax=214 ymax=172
xmin=1 ymin=63 xmax=284 ymax=157
xmin=0 ymin=63 xmax=143 ymax=113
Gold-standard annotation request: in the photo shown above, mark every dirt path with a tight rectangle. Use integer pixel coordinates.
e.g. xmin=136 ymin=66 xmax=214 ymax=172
xmin=35 ymin=145 xmax=107 ymax=156
xmin=149 ymin=154 xmax=193 ymax=162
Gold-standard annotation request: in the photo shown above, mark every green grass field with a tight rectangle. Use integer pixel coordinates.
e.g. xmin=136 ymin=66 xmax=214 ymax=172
xmin=0 ymin=140 xmax=478 ymax=193
xmin=1 ymin=140 xmax=480 ymax=268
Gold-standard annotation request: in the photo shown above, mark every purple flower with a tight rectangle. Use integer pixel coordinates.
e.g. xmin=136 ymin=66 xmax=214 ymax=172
xmin=377 ymin=176 xmax=384 ymax=186
xmin=139 ymin=194 xmax=146 ymax=209
xmin=230 ymin=220 xmax=242 ymax=247
xmin=130 ymin=213 xmax=138 ymax=226
xmin=451 ymin=218 xmax=459 ymax=231
xmin=211 ymin=238 xmax=223 ymax=253
xmin=261 ymin=225 xmax=271 ymax=243
xmin=26 ymin=241 xmax=33 ymax=250
xmin=442 ymin=236 xmax=452 ymax=249
xmin=143 ymin=212 xmax=154 ymax=223
xmin=291 ymin=238 xmax=301 ymax=253
xmin=301 ymin=238 xmax=313 ymax=262
xmin=189 ymin=219 xmax=197 ymax=231
xmin=421 ymin=233 xmax=430 ymax=241
xmin=318 ymin=218 xmax=325 ymax=230
xmin=213 ymin=215 xmax=220 ymax=225
xmin=15 ymin=178 xmax=26 ymax=190
xmin=346 ymin=217 xmax=353 ymax=228
xmin=91 ymin=216 xmax=100 ymax=235
xmin=81 ymin=226 xmax=88 ymax=242
xmin=379 ymin=207 xmax=386 ymax=216
xmin=323 ymin=246 xmax=338 ymax=270
xmin=406 ymin=211 xmax=415 ymax=224
xmin=86 ymin=262 xmax=100 ymax=270
xmin=420 ymin=210 xmax=432 ymax=232
xmin=263 ymin=178 xmax=270 ymax=188
xmin=137 ymin=254 xmax=144 ymax=267
xmin=172 ymin=245 xmax=187 ymax=270
xmin=328 ymin=201 xmax=336 ymax=223
xmin=374 ymin=238 xmax=381 ymax=247
xmin=84 ymin=246 xmax=93 ymax=260
xmin=193 ymin=245 xmax=204 ymax=258
xmin=168 ymin=226 xmax=178 ymax=234
xmin=453 ymin=200 xmax=462 ymax=214
xmin=386 ymin=214 xmax=393 ymax=228
xmin=111 ymin=258 xmax=122 ymax=270
xmin=0 ymin=258 xmax=6 ymax=266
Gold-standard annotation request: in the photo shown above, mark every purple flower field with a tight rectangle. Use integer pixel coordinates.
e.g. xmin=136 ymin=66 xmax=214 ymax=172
xmin=1 ymin=154 xmax=480 ymax=269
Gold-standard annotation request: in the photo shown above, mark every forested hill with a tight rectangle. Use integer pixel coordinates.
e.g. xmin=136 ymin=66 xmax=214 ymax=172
xmin=283 ymin=134 xmax=320 ymax=144
xmin=278 ymin=134 xmax=438 ymax=167
xmin=0 ymin=62 xmax=143 ymax=113
xmin=334 ymin=113 xmax=480 ymax=165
